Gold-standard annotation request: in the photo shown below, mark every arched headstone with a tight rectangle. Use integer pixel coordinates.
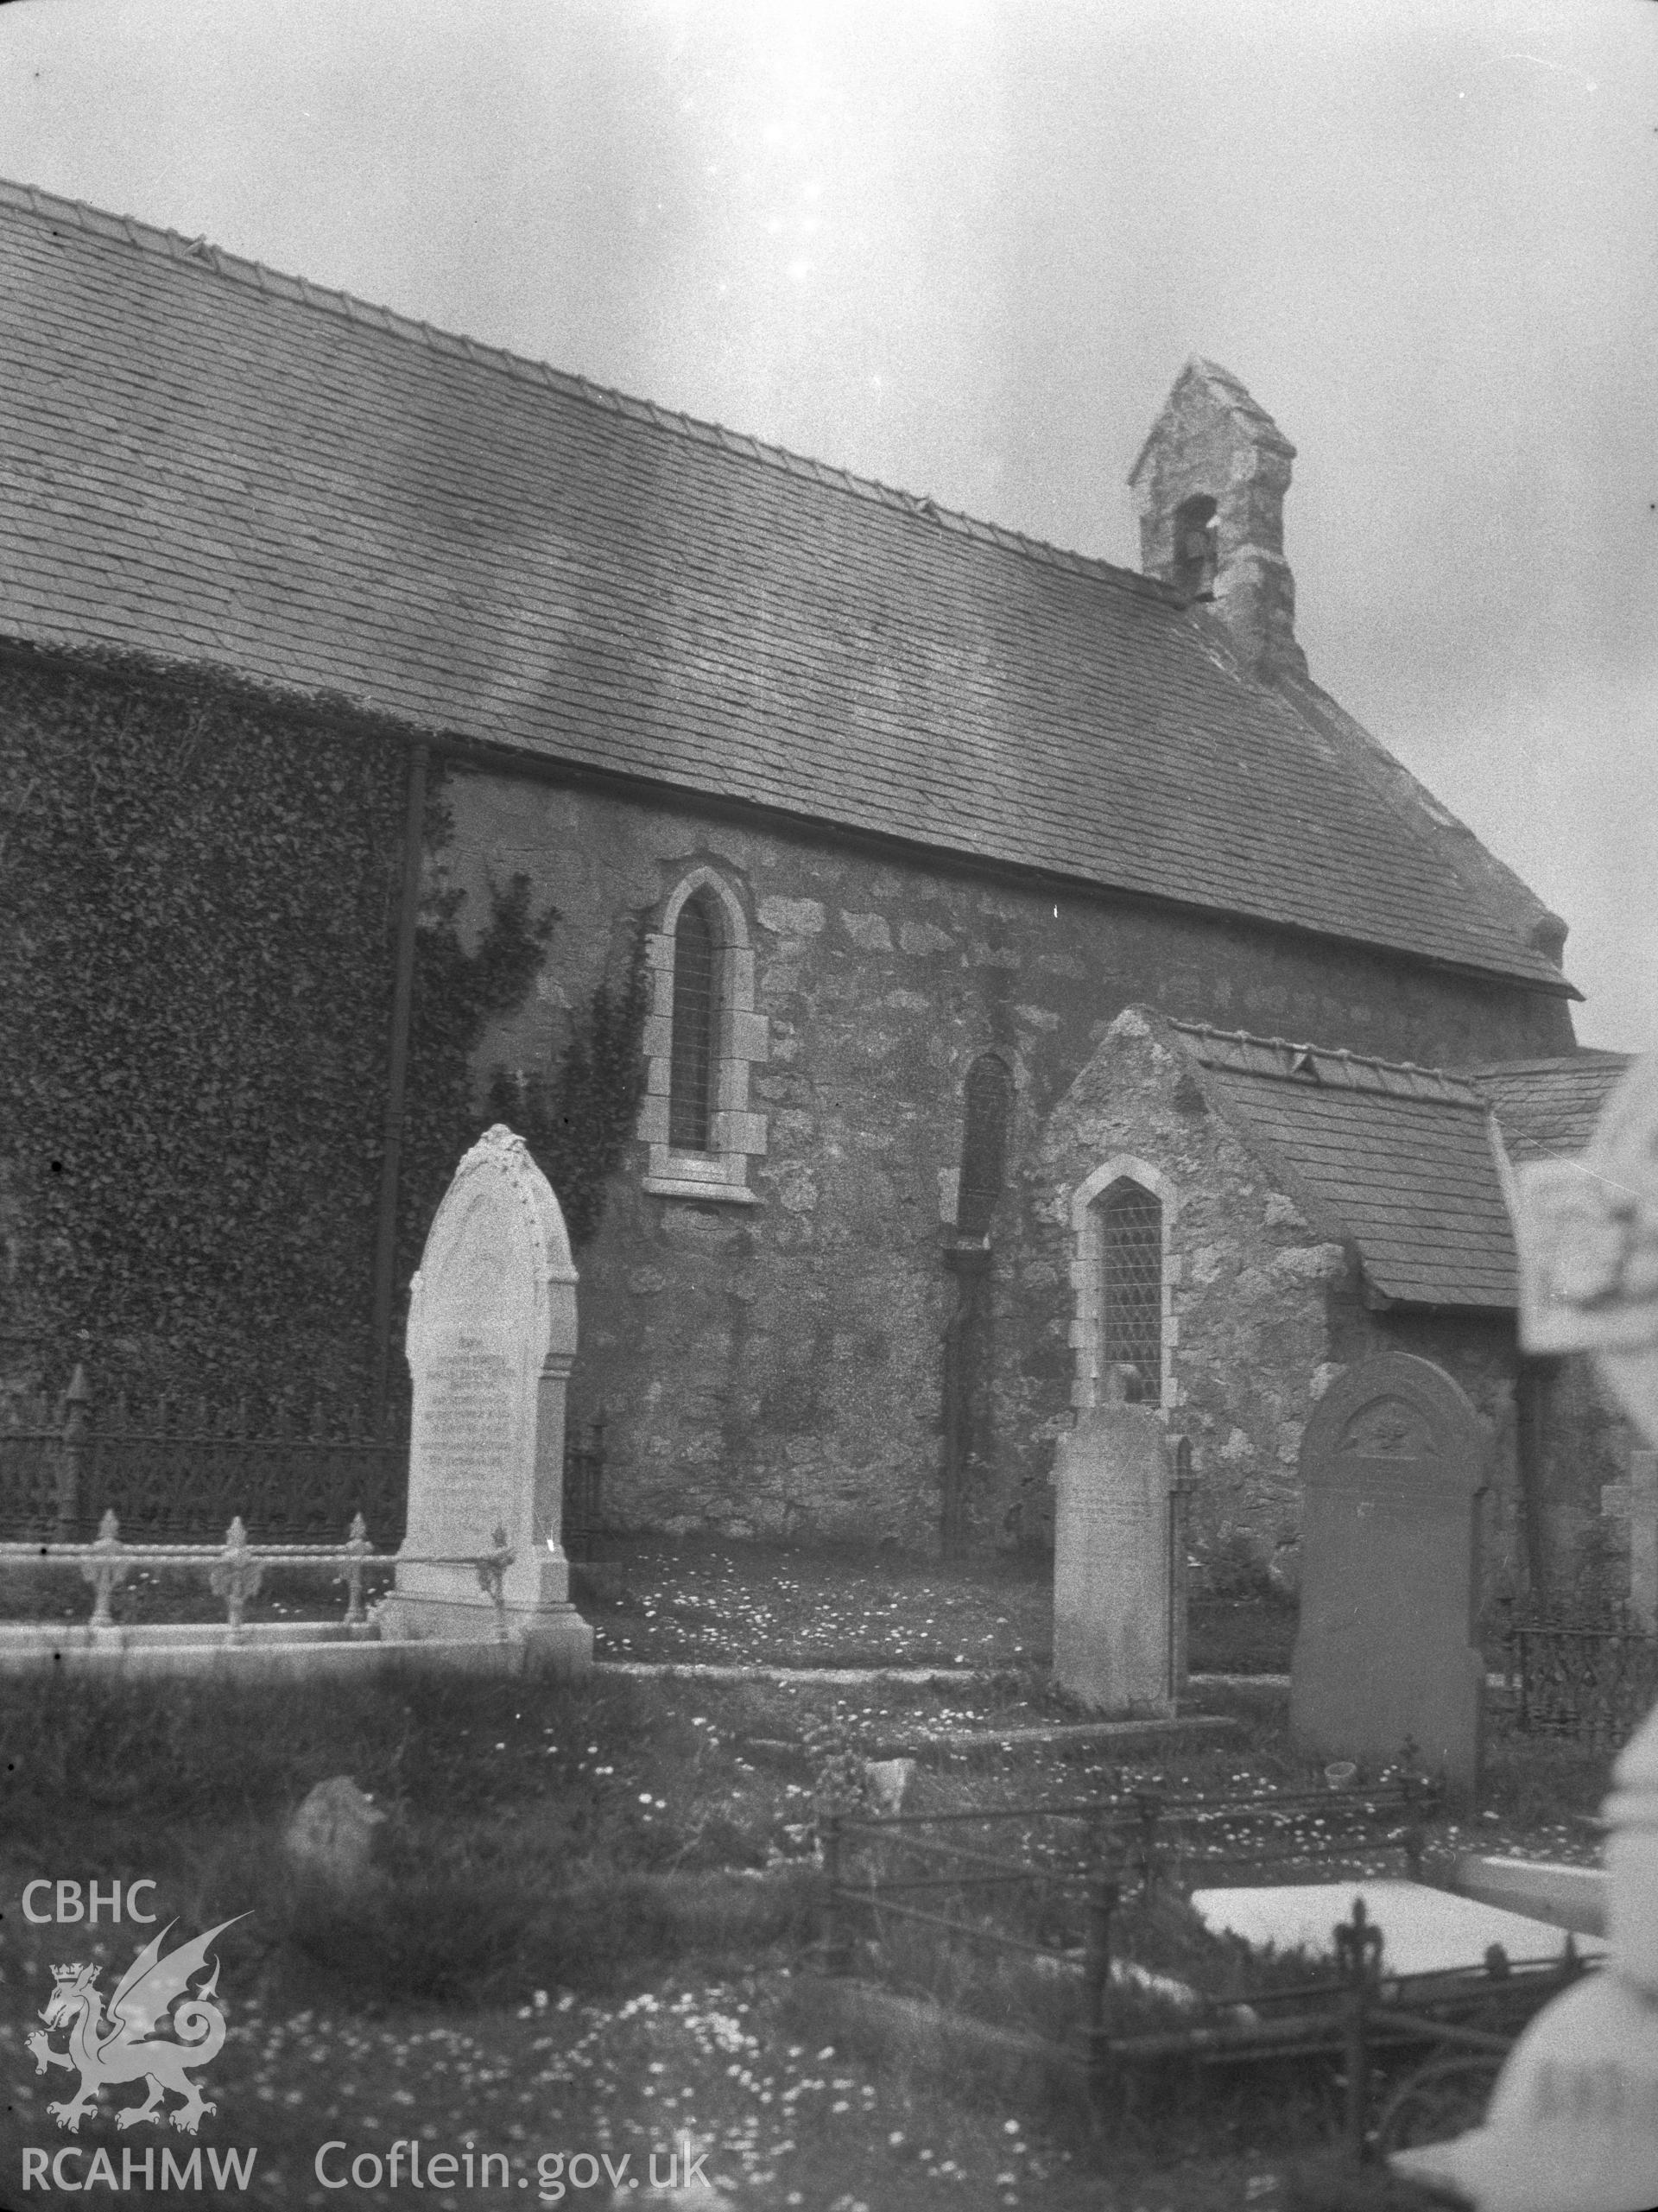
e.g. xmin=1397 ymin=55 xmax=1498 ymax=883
xmin=1290 ymin=1352 xmax=1488 ymax=1798
xmin=378 ymin=1125 xmax=592 ymax=1671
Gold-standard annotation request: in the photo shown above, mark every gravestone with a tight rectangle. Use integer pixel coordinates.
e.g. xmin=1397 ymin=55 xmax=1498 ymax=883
xmin=1290 ymin=1353 xmax=1488 ymax=1800
xmin=1052 ymin=1373 xmax=1181 ymax=1717
xmin=378 ymin=1125 xmax=592 ymax=1672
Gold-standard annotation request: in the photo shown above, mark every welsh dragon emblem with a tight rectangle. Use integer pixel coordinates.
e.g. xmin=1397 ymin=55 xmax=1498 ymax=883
xmin=26 ymin=1917 xmax=244 ymax=2134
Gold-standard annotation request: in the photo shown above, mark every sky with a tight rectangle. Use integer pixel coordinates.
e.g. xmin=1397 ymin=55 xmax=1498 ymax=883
xmin=2 ymin=0 xmax=1655 ymax=1050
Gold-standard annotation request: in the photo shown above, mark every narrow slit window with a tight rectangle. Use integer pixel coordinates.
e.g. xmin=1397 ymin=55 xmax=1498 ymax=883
xmin=1098 ymin=1179 xmax=1162 ymax=1399
xmin=668 ymin=892 xmax=720 ymax=1151
xmin=956 ymin=1054 xmax=1013 ymax=1240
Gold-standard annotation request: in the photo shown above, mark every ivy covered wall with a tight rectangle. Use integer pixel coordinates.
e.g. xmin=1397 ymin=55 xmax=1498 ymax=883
xmin=0 ymin=650 xmax=593 ymax=1423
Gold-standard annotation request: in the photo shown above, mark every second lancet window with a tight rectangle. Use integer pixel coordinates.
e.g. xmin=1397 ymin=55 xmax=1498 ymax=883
xmin=957 ymin=1054 xmax=1013 ymax=1240
xmin=668 ymin=891 xmax=722 ymax=1151
xmin=1098 ymin=1178 xmax=1162 ymax=1401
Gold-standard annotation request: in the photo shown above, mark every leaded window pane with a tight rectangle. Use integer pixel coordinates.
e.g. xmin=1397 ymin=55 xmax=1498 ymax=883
xmin=1099 ymin=1180 xmax=1161 ymax=1399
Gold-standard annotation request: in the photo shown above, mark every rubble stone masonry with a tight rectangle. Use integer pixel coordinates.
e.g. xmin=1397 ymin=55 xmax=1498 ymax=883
xmin=444 ymin=763 xmax=1573 ymax=1554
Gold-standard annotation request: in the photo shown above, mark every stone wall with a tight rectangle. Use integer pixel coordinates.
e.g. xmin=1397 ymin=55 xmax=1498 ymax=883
xmin=441 ymin=761 xmax=1573 ymax=1551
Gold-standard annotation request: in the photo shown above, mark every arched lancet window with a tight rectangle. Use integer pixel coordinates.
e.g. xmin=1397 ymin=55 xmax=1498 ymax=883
xmin=1173 ymin=493 xmax=1218 ymax=596
xmin=638 ymin=865 xmax=769 ymax=1205
xmin=1097 ymin=1178 xmax=1163 ymax=1402
xmin=1068 ymin=1157 xmax=1176 ymax=1411
xmin=668 ymin=891 xmax=721 ymax=1152
xmin=956 ymin=1054 xmax=1013 ymax=1240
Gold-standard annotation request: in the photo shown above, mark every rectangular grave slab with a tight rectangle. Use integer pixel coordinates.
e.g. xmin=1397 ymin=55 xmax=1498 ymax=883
xmin=1189 ymin=1879 xmax=1607 ymax=1979
xmin=1290 ymin=1353 xmax=1488 ymax=1801
xmin=1053 ymin=1401 xmax=1181 ymax=1716
xmin=377 ymin=1124 xmax=592 ymax=1672
xmin=1451 ymin=1857 xmax=1606 ymax=1938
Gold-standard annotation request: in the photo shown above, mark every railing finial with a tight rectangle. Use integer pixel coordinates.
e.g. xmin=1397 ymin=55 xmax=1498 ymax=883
xmin=79 ymin=1510 xmax=129 ymax=1629
xmin=210 ymin=1516 xmax=263 ymax=1639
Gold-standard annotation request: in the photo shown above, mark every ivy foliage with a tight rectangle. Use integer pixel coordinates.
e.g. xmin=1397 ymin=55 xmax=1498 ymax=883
xmin=0 ymin=650 xmax=644 ymax=1422
xmin=483 ymin=928 xmax=649 ymax=1250
xmin=1 ymin=653 xmax=405 ymax=1417
xmin=397 ymin=783 xmax=559 ymax=1293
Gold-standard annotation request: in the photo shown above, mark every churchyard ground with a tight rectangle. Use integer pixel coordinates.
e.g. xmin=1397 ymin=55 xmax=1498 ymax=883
xmin=0 ymin=1545 xmax=1608 ymax=2212
xmin=0 ymin=1533 xmax=1302 ymax=1677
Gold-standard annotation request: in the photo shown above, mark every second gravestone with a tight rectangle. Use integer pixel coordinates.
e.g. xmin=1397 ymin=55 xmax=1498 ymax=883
xmin=1290 ymin=1352 xmax=1487 ymax=1800
xmin=378 ymin=1124 xmax=592 ymax=1674
xmin=1053 ymin=1377 xmax=1186 ymax=1717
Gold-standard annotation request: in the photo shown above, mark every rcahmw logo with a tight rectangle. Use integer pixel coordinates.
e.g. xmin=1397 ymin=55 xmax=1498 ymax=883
xmin=22 ymin=1911 xmax=247 ymax=2141
xmin=21 ymin=2144 xmax=257 ymax=2195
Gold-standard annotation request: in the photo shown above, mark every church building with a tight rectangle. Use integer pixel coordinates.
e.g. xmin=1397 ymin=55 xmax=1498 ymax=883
xmin=0 ymin=178 xmax=1629 ymax=1596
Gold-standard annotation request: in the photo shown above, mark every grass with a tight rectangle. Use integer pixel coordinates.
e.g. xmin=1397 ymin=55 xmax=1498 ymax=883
xmin=0 ymin=1662 xmax=1611 ymax=2211
xmin=0 ymin=1539 xmax=1621 ymax=2210
xmin=578 ymin=1537 xmax=1301 ymax=1676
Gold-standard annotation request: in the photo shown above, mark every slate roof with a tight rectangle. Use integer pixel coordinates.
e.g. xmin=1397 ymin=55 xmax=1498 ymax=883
xmin=0 ymin=179 xmax=1566 ymax=989
xmin=1464 ymin=1053 xmax=1633 ymax=1164
xmin=1172 ymin=1024 xmax=1519 ymax=1309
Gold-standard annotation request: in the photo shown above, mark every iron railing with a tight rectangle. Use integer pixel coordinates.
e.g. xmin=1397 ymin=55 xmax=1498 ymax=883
xmin=1502 ymin=1618 xmax=1658 ymax=1747
xmin=563 ymin=1417 xmax=606 ymax=1556
xmin=2 ymin=1369 xmax=607 ymax=1550
xmin=818 ymin=1776 xmax=1595 ymax=2162
xmin=0 ymin=1369 xmax=407 ymax=1543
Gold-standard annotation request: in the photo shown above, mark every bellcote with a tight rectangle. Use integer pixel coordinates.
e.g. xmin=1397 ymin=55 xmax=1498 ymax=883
xmin=1129 ymin=358 xmax=1307 ymax=684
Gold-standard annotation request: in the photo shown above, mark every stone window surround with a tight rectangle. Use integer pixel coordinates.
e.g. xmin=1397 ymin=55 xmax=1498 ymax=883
xmin=1069 ymin=1156 xmax=1180 ymax=1412
xmin=637 ymin=865 xmax=767 ymax=1205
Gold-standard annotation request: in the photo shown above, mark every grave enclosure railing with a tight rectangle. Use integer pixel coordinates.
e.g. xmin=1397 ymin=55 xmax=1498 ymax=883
xmin=823 ymin=1778 xmax=1444 ymax=1976
xmin=814 ymin=1776 xmax=1589 ymax=2162
xmin=1498 ymin=1606 xmax=1658 ymax=1748
xmin=0 ymin=1511 xmax=520 ymax=1642
xmin=0 ymin=1366 xmax=607 ymax=1550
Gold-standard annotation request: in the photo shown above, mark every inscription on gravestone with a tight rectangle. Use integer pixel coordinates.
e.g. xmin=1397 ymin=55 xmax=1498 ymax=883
xmin=1290 ymin=1352 xmax=1488 ymax=1799
xmin=1053 ymin=1382 xmax=1180 ymax=1717
xmin=421 ymin=1348 xmax=513 ymax=1509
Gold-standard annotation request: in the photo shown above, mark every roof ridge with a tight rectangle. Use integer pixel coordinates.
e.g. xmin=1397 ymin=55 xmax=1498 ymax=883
xmin=1461 ymin=1051 xmax=1633 ymax=1076
xmin=1171 ymin=1018 xmax=1457 ymax=1081
xmin=1169 ymin=1018 xmax=1488 ymax=1102
xmin=0 ymin=174 xmax=1179 ymax=606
